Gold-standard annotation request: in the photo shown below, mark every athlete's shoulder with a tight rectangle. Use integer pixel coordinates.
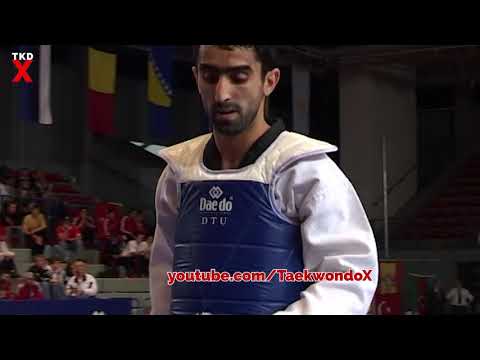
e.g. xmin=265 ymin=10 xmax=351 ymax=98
xmin=276 ymin=131 xmax=338 ymax=154
xmin=158 ymin=133 xmax=212 ymax=170
xmin=264 ymin=131 xmax=337 ymax=173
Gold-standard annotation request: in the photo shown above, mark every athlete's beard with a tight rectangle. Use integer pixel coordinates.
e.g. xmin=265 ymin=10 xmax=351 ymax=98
xmin=207 ymin=97 xmax=263 ymax=136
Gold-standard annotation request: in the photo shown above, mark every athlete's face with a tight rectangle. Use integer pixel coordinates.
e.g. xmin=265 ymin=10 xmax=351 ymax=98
xmin=193 ymin=46 xmax=279 ymax=136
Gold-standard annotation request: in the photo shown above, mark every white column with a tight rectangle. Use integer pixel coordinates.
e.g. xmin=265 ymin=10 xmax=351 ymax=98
xmin=339 ymin=64 xmax=417 ymax=219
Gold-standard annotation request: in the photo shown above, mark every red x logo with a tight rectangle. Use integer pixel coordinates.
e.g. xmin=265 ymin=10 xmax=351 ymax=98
xmin=12 ymin=59 xmax=33 ymax=83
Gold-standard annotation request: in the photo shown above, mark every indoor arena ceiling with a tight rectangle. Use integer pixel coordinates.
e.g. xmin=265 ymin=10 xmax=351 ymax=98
xmin=129 ymin=45 xmax=480 ymax=84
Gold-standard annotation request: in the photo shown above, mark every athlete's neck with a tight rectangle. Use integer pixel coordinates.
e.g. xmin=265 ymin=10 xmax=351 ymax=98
xmin=213 ymin=114 xmax=270 ymax=170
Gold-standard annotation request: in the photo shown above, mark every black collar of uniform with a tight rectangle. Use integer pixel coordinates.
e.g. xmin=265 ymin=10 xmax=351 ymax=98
xmin=203 ymin=120 xmax=286 ymax=170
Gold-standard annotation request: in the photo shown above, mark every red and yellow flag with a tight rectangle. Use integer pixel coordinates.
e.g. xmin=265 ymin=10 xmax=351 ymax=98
xmin=87 ymin=47 xmax=117 ymax=135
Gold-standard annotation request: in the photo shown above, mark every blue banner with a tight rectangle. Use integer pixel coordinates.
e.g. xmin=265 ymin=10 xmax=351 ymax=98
xmin=0 ymin=298 xmax=133 ymax=315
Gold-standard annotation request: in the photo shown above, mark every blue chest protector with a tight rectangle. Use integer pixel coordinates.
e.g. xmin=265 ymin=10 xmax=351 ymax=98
xmin=171 ymin=180 xmax=309 ymax=315
xmin=160 ymin=131 xmax=337 ymax=315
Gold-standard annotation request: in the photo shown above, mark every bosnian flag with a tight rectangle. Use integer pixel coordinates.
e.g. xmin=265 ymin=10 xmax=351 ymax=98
xmin=16 ymin=45 xmax=53 ymax=125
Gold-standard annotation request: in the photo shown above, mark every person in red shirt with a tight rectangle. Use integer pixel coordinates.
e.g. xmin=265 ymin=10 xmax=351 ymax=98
xmin=15 ymin=272 xmax=44 ymax=300
xmin=73 ymin=208 xmax=96 ymax=249
xmin=97 ymin=209 xmax=120 ymax=265
xmin=56 ymin=217 xmax=83 ymax=262
xmin=0 ymin=274 xmax=15 ymax=300
xmin=134 ymin=210 xmax=148 ymax=237
xmin=120 ymin=209 xmax=138 ymax=242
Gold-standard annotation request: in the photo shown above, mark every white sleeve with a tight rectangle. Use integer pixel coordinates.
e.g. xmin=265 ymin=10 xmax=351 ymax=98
xmin=446 ymin=289 xmax=455 ymax=302
xmin=465 ymin=289 xmax=474 ymax=302
xmin=128 ymin=240 xmax=138 ymax=254
xmin=272 ymin=154 xmax=378 ymax=315
xmin=150 ymin=166 xmax=177 ymax=315
xmin=83 ymin=275 xmax=98 ymax=296
xmin=65 ymin=277 xmax=76 ymax=296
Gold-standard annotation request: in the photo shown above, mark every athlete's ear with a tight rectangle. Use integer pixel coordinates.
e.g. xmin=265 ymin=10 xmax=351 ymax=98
xmin=192 ymin=66 xmax=199 ymax=85
xmin=264 ymin=68 xmax=280 ymax=96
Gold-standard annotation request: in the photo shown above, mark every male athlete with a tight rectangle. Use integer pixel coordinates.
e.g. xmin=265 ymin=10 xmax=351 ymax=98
xmin=150 ymin=45 xmax=378 ymax=315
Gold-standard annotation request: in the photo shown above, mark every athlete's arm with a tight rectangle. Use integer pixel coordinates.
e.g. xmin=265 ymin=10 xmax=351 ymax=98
xmin=272 ymin=154 xmax=378 ymax=315
xmin=150 ymin=165 xmax=177 ymax=315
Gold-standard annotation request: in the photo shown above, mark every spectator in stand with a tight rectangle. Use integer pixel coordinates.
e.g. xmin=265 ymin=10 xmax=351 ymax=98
xmin=446 ymin=279 xmax=474 ymax=314
xmin=0 ymin=178 xmax=15 ymax=198
xmin=1 ymin=201 xmax=24 ymax=248
xmin=135 ymin=210 xmax=148 ymax=236
xmin=65 ymin=259 xmax=98 ymax=298
xmin=28 ymin=254 xmax=53 ymax=299
xmin=120 ymin=209 xmax=138 ymax=242
xmin=117 ymin=234 xmax=141 ymax=277
xmin=15 ymin=272 xmax=44 ymax=300
xmin=426 ymin=279 xmax=446 ymax=315
xmin=1 ymin=201 xmax=23 ymax=227
xmin=18 ymin=178 xmax=34 ymax=205
xmin=117 ymin=233 xmax=152 ymax=278
xmin=73 ymin=208 xmax=96 ymax=249
xmin=49 ymin=258 xmax=66 ymax=299
xmin=137 ymin=234 xmax=153 ymax=277
xmin=45 ymin=218 xmax=68 ymax=261
xmin=0 ymin=223 xmax=17 ymax=277
xmin=98 ymin=208 xmax=121 ymax=265
xmin=0 ymin=274 xmax=15 ymax=300
xmin=22 ymin=204 xmax=48 ymax=256
xmin=31 ymin=171 xmax=51 ymax=198
xmin=54 ymin=217 xmax=82 ymax=262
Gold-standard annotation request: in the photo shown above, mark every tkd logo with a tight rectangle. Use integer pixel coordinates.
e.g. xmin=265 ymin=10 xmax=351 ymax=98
xmin=12 ymin=52 xmax=34 ymax=83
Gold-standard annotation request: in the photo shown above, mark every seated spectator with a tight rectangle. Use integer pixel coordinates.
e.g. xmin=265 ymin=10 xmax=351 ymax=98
xmin=61 ymin=217 xmax=83 ymax=262
xmin=31 ymin=171 xmax=51 ymax=198
xmin=0 ymin=224 xmax=17 ymax=277
xmin=65 ymin=259 xmax=98 ymax=298
xmin=22 ymin=204 xmax=48 ymax=256
xmin=116 ymin=234 xmax=141 ymax=277
xmin=135 ymin=210 xmax=148 ymax=236
xmin=45 ymin=218 xmax=68 ymax=261
xmin=116 ymin=233 xmax=152 ymax=278
xmin=1 ymin=201 xmax=24 ymax=247
xmin=120 ymin=209 xmax=138 ymax=242
xmin=1 ymin=201 xmax=23 ymax=227
xmin=97 ymin=209 xmax=121 ymax=265
xmin=446 ymin=279 xmax=474 ymax=314
xmin=51 ymin=217 xmax=82 ymax=262
xmin=15 ymin=272 xmax=44 ymax=300
xmin=137 ymin=234 xmax=153 ymax=277
xmin=73 ymin=208 xmax=96 ymax=249
xmin=0 ymin=273 xmax=15 ymax=300
xmin=0 ymin=178 xmax=15 ymax=198
xmin=49 ymin=258 xmax=66 ymax=300
xmin=28 ymin=255 xmax=53 ymax=299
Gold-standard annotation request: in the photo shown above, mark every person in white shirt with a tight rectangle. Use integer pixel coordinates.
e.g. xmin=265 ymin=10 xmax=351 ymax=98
xmin=0 ymin=232 xmax=16 ymax=277
xmin=137 ymin=235 xmax=152 ymax=277
xmin=65 ymin=260 xmax=98 ymax=298
xmin=446 ymin=279 xmax=474 ymax=314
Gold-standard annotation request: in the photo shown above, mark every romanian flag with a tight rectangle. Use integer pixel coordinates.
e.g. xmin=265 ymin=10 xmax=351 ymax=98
xmin=147 ymin=46 xmax=174 ymax=142
xmin=88 ymin=47 xmax=117 ymax=135
xmin=16 ymin=45 xmax=53 ymax=125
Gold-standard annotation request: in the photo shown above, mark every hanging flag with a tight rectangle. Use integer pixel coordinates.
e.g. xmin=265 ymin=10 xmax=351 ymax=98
xmin=88 ymin=47 xmax=117 ymax=135
xmin=406 ymin=273 xmax=435 ymax=315
xmin=15 ymin=45 xmax=53 ymax=125
xmin=39 ymin=45 xmax=53 ymax=125
xmin=371 ymin=261 xmax=404 ymax=315
xmin=148 ymin=46 xmax=174 ymax=142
